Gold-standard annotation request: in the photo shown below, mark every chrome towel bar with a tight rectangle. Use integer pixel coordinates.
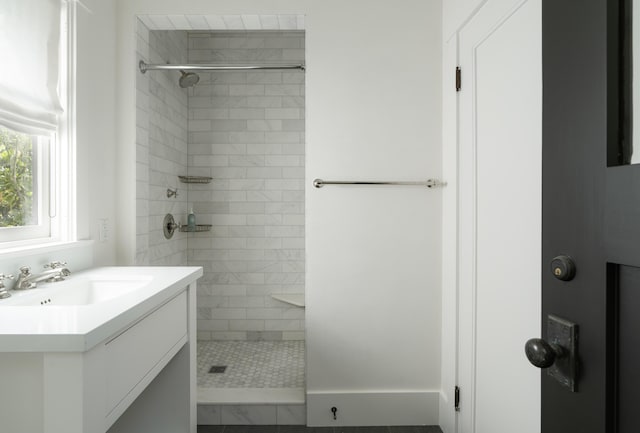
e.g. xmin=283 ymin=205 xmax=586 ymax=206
xmin=313 ymin=179 xmax=446 ymax=189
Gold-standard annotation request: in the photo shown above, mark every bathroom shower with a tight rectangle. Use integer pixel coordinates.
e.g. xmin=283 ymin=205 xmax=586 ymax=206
xmin=135 ymin=29 xmax=307 ymax=424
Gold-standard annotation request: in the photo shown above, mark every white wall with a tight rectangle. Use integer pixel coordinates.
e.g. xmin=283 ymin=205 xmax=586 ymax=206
xmin=304 ymin=0 xmax=442 ymax=426
xmin=76 ymin=0 xmax=118 ymax=265
xmin=443 ymin=0 xmax=486 ymax=41
xmin=115 ymin=0 xmax=442 ymax=426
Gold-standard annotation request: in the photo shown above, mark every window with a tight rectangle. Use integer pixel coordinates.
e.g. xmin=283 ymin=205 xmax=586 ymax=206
xmin=0 ymin=0 xmax=74 ymax=247
xmin=0 ymin=126 xmax=52 ymax=241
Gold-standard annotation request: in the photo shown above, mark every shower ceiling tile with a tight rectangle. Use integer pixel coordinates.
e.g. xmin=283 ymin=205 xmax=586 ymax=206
xmin=148 ymin=15 xmax=174 ymax=30
xmin=259 ymin=15 xmax=280 ymax=30
xmin=138 ymin=15 xmax=154 ymax=31
xmin=204 ymin=15 xmax=227 ymax=30
xmin=167 ymin=15 xmax=192 ymax=30
xmin=277 ymin=15 xmax=298 ymax=30
xmin=223 ymin=15 xmax=244 ymax=30
xmin=241 ymin=15 xmax=262 ymax=30
xmin=185 ymin=15 xmax=210 ymax=30
xmin=139 ymin=14 xmax=305 ymax=30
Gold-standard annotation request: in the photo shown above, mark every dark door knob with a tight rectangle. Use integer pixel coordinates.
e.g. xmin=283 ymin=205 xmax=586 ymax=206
xmin=525 ymin=338 xmax=566 ymax=368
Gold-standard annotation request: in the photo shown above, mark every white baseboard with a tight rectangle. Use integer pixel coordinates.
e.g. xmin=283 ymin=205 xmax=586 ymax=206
xmin=306 ymin=390 xmax=439 ymax=427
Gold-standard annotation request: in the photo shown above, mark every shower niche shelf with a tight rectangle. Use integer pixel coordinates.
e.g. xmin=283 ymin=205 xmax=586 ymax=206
xmin=178 ymin=175 xmax=212 ymax=184
xmin=179 ymin=224 xmax=212 ymax=233
xmin=271 ymin=294 xmax=305 ymax=308
xmin=163 ymin=214 xmax=211 ymax=237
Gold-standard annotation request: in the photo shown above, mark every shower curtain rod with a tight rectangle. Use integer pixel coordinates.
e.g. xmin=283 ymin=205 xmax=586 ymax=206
xmin=313 ymin=179 xmax=447 ymax=189
xmin=139 ymin=60 xmax=305 ymax=73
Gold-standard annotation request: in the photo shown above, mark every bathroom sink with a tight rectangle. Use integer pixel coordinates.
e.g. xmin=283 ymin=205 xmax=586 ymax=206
xmin=1 ymin=276 xmax=153 ymax=306
xmin=0 ymin=266 xmax=203 ymax=433
xmin=0 ymin=266 xmax=202 ymax=352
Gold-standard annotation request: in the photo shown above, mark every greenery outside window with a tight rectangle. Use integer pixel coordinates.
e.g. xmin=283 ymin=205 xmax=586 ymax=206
xmin=0 ymin=126 xmax=52 ymax=242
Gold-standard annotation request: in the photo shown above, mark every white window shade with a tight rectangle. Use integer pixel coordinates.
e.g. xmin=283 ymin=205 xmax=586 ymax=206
xmin=0 ymin=0 xmax=63 ymax=135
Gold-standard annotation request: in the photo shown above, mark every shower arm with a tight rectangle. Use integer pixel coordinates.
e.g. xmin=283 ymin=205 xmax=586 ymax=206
xmin=139 ymin=60 xmax=305 ymax=73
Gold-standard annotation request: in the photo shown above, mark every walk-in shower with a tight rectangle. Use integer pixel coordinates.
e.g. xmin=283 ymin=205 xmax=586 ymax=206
xmin=135 ymin=26 xmax=306 ymax=425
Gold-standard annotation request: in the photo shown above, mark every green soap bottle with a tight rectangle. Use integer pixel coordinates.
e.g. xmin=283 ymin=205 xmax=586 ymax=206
xmin=187 ymin=207 xmax=196 ymax=230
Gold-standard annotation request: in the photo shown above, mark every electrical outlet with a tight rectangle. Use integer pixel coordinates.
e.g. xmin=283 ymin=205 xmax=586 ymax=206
xmin=98 ymin=218 xmax=109 ymax=242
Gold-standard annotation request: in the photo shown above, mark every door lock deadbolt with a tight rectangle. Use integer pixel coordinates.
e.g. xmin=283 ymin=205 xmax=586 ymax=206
xmin=551 ymin=255 xmax=576 ymax=281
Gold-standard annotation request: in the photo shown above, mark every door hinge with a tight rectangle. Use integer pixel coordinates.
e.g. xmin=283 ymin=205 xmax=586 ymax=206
xmin=455 ymin=67 xmax=462 ymax=92
xmin=454 ymin=386 xmax=460 ymax=411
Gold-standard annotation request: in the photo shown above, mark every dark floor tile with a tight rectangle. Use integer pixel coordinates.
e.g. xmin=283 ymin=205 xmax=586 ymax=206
xmin=388 ymin=427 xmax=443 ymax=433
xmin=197 ymin=426 xmax=442 ymax=433
xmin=224 ymin=426 xmax=279 ymax=433
xmin=335 ymin=427 xmax=388 ymax=433
xmin=278 ymin=426 xmax=335 ymax=433
xmin=197 ymin=426 xmax=226 ymax=433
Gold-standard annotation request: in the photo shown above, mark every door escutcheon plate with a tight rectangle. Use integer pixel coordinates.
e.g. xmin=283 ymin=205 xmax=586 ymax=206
xmin=547 ymin=314 xmax=578 ymax=392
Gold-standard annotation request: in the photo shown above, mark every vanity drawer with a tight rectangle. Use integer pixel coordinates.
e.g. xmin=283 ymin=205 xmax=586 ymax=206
xmin=104 ymin=291 xmax=187 ymax=414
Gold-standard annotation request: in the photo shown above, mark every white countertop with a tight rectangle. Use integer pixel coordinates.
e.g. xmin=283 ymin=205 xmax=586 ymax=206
xmin=0 ymin=266 xmax=202 ymax=352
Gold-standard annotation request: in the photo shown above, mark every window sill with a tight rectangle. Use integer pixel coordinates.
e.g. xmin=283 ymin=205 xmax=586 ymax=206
xmin=0 ymin=240 xmax=94 ymax=260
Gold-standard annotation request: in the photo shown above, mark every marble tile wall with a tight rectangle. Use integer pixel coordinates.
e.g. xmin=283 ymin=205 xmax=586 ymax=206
xmin=136 ymin=21 xmax=190 ymax=265
xmin=198 ymin=404 xmax=306 ymax=425
xmin=186 ymin=31 xmax=305 ymax=341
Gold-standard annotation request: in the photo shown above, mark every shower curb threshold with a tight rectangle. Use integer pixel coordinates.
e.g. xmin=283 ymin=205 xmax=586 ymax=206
xmin=198 ymin=387 xmax=305 ymax=405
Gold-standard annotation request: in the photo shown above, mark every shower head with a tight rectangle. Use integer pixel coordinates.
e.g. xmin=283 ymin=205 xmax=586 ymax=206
xmin=179 ymin=70 xmax=200 ymax=88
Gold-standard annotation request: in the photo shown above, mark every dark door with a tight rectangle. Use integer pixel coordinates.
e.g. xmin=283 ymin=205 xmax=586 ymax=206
xmin=537 ymin=0 xmax=639 ymax=431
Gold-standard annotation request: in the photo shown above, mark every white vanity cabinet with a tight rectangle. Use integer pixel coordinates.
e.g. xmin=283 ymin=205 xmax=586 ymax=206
xmin=105 ymin=291 xmax=187 ymax=418
xmin=0 ymin=266 xmax=202 ymax=433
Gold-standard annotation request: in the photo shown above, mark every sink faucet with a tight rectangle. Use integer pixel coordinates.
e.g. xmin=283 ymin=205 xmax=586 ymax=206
xmin=15 ymin=261 xmax=71 ymax=290
xmin=0 ymin=274 xmax=13 ymax=299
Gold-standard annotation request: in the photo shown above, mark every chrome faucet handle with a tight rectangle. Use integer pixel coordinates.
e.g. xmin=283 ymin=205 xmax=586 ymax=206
xmin=0 ymin=274 xmax=14 ymax=299
xmin=19 ymin=266 xmax=31 ymax=276
xmin=45 ymin=261 xmax=67 ymax=269
xmin=16 ymin=267 xmax=35 ymax=290
xmin=167 ymin=187 xmax=178 ymax=198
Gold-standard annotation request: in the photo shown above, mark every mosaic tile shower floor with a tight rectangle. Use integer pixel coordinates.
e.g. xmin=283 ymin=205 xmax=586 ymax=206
xmin=197 ymin=341 xmax=305 ymax=389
